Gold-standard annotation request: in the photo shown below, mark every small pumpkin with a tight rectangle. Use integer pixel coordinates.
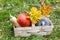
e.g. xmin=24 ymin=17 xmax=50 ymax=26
xmin=17 ymin=13 xmax=31 ymax=27
xmin=35 ymin=16 xmax=51 ymax=26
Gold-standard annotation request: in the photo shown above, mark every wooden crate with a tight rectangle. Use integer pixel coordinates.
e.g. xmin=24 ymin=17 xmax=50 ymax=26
xmin=14 ymin=19 xmax=54 ymax=37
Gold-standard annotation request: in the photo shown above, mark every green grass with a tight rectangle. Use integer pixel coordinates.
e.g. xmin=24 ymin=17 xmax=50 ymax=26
xmin=0 ymin=0 xmax=60 ymax=40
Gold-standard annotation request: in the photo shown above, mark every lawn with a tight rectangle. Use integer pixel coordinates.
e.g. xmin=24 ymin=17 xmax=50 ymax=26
xmin=0 ymin=0 xmax=60 ymax=40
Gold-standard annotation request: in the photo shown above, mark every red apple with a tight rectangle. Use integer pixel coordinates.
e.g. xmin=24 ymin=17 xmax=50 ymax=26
xmin=17 ymin=13 xmax=31 ymax=27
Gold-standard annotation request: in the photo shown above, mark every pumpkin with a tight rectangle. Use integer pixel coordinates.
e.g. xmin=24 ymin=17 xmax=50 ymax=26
xmin=17 ymin=13 xmax=31 ymax=27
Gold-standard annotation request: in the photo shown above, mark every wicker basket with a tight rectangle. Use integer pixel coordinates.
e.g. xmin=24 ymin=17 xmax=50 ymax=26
xmin=14 ymin=18 xmax=54 ymax=37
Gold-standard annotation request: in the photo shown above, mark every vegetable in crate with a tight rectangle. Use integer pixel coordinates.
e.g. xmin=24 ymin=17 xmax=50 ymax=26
xmin=17 ymin=13 xmax=31 ymax=27
xmin=29 ymin=7 xmax=42 ymax=24
xmin=40 ymin=4 xmax=51 ymax=18
xmin=35 ymin=16 xmax=51 ymax=26
xmin=10 ymin=15 xmax=20 ymax=28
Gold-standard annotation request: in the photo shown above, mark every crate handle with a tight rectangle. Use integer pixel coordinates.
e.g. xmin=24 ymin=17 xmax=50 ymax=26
xmin=32 ymin=24 xmax=35 ymax=27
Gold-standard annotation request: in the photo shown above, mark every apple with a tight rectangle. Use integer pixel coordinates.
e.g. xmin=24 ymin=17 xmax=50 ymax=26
xmin=17 ymin=13 xmax=31 ymax=27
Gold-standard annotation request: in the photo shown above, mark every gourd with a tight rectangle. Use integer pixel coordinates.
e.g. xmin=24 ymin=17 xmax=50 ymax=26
xmin=10 ymin=14 xmax=20 ymax=28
